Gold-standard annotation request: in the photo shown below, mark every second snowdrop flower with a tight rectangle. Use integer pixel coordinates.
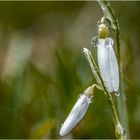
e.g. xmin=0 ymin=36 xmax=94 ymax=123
xmin=97 ymin=33 xmax=119 ymax=94
xmin=60 ymin=94 xmax=93 ymax=136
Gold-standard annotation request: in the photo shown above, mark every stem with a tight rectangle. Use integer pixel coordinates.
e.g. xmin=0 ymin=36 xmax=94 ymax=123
xmin=83 ymin=84 xmax=103 ymax=97
xmin=83 ymin=48 xmax=124 ymax=139
xmin=97 ymin=0 xmax=129 ymax=138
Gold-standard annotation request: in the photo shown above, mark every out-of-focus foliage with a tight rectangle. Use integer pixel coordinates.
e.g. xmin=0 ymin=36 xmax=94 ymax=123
xmin=0 ymin=1 xmax=140 ymax=139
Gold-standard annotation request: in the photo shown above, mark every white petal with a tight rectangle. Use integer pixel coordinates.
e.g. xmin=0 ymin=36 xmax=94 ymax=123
xmin=60 ymin=94 xmax=91 ymax=136
xmin=97 ymin=37 xmax=119 ymax=93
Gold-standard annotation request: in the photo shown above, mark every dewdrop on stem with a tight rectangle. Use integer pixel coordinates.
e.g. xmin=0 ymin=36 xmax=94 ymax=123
xmin=97 ymin=23 xmax=119 ymax=95
xmin=59 ymin=94 xmax=92 ymax=136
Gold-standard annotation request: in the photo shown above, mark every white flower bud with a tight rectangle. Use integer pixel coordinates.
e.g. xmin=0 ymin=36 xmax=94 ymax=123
xmin=59 ymin=94 xmax=92 ymax=136
xmin=97 ymin=37 xmax=119 ymax=94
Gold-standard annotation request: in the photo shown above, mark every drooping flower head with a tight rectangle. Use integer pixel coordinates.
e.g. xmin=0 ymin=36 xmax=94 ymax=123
xmin=91 ymin=22 xmax=119 ymax=95
xmin=60 ymin=94 xmax=93 ymax=136
xmin=97 ymin=37 xmax=119 ymax=94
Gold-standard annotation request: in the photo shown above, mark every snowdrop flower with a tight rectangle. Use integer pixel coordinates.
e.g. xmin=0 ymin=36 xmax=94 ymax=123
xmin=97 ymin=37 xmax=119 ymax=94
xmin=60 ymin=94 xmax=92 ymax=136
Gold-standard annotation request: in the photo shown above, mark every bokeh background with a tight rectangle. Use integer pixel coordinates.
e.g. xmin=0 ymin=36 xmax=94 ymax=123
xmin=0 ymin=1 xmax=140 ymax=139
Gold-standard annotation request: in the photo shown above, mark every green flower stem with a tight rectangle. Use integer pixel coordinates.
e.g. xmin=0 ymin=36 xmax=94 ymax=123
xmin=83 ymin=84 xmax=103 ymax=97
xmin=97 ymin=0 xmax=129 ymax=138
xmin=83 ymin=48 xmax=124 ymax=139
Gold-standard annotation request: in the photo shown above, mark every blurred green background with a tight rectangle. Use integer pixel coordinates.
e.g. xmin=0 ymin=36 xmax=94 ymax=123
xmin=0 ymin=1 xmax=140 ymax=139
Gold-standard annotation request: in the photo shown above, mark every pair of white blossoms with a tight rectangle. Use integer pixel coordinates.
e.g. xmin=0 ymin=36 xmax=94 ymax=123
xmin=60 ymin=36 xmax=119 ymax=136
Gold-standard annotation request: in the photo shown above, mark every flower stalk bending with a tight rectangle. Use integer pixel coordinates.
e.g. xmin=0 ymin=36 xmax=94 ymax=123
xmin=59 ymin=84 xmax=99 ymax=136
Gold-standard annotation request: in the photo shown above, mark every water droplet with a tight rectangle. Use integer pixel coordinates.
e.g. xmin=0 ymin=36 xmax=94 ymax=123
xmin=91 ymin=36 xmax=99 ymax=47
xmin=114 ymin=90 xmax=120 ymax=96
